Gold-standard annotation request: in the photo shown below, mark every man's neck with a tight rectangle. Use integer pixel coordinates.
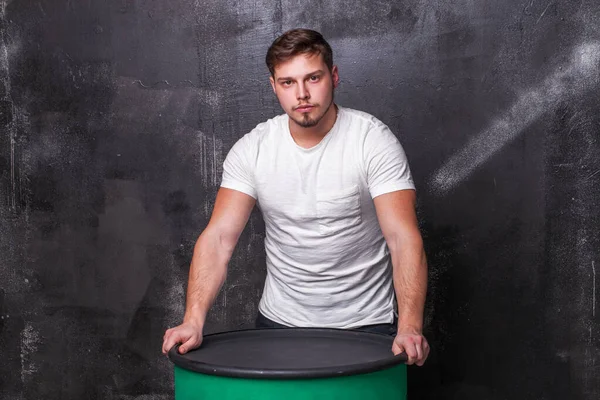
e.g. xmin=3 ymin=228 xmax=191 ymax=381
xmin=289 ymin=103 xmax=338 ymax=149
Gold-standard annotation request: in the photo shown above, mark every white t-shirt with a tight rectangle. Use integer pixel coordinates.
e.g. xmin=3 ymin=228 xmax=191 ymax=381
xmin=220 ymin=105 xmax=415 ymax=328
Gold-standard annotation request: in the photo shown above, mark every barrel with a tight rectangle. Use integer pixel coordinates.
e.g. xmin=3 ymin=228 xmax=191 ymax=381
xmin=168 ymin=327 xmax=408 ymax=400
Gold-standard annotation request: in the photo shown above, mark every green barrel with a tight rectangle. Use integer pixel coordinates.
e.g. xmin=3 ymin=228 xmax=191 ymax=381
xmin=168 ymin=328 xmax=408 ymax=400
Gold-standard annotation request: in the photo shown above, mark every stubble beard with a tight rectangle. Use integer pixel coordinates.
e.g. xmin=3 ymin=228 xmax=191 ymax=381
xmin=291 ymin=90 xmax=335 ymax=128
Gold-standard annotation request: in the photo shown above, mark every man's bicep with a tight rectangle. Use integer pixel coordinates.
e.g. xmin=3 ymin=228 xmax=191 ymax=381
xmin=205 ymin=188 xmax=256 ymax=249
xmin=372 ymin=189 xmax=420 ymax=245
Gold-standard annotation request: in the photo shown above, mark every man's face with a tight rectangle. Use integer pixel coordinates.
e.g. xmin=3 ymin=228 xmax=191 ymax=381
xmin=270 ymin=53 xmax=339 ymax=129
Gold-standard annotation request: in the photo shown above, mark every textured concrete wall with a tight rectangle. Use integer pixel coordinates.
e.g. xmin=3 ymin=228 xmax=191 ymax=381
xmin=1 ymin=0 xmax=599 ymax=399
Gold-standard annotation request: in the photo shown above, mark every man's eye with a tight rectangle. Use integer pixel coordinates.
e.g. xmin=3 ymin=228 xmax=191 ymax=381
xmin=310 ymin=76 xmax=319 ymax=81
xmin=283 ymin=81 xmax=292 ymax=86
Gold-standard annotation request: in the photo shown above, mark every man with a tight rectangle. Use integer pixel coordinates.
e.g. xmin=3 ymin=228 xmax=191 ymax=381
xmin=162 ymin=28 xmax=429 ymax=366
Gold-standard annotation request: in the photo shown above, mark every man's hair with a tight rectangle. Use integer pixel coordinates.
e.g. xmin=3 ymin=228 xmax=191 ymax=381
xmin=265 ymin=28 xmax=333 ymax=77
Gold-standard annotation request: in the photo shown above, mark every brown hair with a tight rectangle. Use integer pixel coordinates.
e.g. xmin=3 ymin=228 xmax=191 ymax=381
xmin=265 ymin=28 xmax=333 ymax=77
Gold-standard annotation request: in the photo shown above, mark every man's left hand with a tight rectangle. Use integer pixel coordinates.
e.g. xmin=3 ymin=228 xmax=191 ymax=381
xmin=392 ymin=329 xmax=430 ymax=366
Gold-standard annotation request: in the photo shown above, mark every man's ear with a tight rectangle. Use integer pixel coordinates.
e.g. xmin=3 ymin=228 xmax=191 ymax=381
xmin=269 ymin=76 xmax=276 ymax=93
xmin=331 ymin=65 xmax=339 ymax=89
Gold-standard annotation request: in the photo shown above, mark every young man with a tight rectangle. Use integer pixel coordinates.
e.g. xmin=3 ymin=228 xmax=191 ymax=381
xmin=162 ymin=28 xmax=429 ymax=366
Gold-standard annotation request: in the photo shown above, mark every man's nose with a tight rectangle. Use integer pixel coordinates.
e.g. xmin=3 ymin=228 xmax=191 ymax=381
xmin=296 ymin=82 xmax=310 ymax=100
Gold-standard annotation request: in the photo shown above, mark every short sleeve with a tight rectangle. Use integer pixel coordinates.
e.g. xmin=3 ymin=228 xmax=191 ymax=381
xmin=221 ymin=135 xmax=258 ymax=199
xmin=363 ymin=122 xmax=415 ymax=199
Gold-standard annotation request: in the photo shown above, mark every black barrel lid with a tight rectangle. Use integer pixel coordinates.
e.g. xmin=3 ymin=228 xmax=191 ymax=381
xmin=168 ymin=328 xmax=408 ymax=379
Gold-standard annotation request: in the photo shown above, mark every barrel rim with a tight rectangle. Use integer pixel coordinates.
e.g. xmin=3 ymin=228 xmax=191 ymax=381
xmin=168 ymin=327 xmax=408 ymax=380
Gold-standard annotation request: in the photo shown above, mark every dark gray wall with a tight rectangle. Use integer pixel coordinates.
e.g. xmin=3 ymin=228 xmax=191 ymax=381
xmin=1 ymin=0 xmax=599 ymax=399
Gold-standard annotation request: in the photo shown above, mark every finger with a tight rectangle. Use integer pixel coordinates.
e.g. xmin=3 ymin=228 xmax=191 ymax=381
xmin=415 ymin=340 xmax=423 ymax=361
xmin=408 ymin=346 xmax=419 ymax=365
xmin=164 ymin=331 xmax=186 ymax=355
xmin=416 ymin=350 xmax=428 ymax=366
xmin=392 ymin=341 xmax=404 ymax=356
xmin=162 ymin=331 xmax=172 ymax=354
xmin=179 ymin=334 xmax=201 ymax=354
xmin=391 ymin=334 xmax=406 ymax=355
xmin=416 ymin=339 xmax=430 ymax=366
xmin=162 ymin=329 xmax=174 ymax=354
xmin=162 ymin=329 xmax=180 ymax=354
xmin=394 ymin=339 xmax=416 ymax=365
xmin=414 ymin=343 xmax=423 ymax=366
xmin=403 ymin=340 xmax=418 ymax=365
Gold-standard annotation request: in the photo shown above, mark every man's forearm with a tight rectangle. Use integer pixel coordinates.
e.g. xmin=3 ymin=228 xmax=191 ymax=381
xmin=182 ymin=231 xmax=232 ymax=327
xmin=390 ymin=235 xmax=428 ymax=333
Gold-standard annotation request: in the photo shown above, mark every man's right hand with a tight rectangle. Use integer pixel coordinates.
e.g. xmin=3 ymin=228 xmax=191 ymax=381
xmin=162 ymin=321 xmax=203 ymax=356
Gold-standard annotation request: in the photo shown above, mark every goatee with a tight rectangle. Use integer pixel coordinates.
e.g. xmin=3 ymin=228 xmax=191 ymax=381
xmin=291 ymin=97 xmax=335 ymax=128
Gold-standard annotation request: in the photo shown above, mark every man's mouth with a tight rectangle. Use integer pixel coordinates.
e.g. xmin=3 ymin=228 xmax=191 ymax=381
xmin=295 ymin=105 xmax=315 ymax=113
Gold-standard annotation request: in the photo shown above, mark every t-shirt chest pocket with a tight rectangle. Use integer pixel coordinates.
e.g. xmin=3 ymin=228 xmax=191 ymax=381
xmin=315 ymin=185 xmax=362 ymax=236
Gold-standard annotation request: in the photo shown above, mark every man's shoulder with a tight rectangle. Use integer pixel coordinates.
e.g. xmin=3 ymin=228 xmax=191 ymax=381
xmin=338 ymin=105 xmax=402 ymax=151
xmin=229 ymin=113 xmax=286 ymax=156
xmin=244 ymin=113 xmax=286 ymax=142
xmin=340 ymin=106 xmax=388 ymax=131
